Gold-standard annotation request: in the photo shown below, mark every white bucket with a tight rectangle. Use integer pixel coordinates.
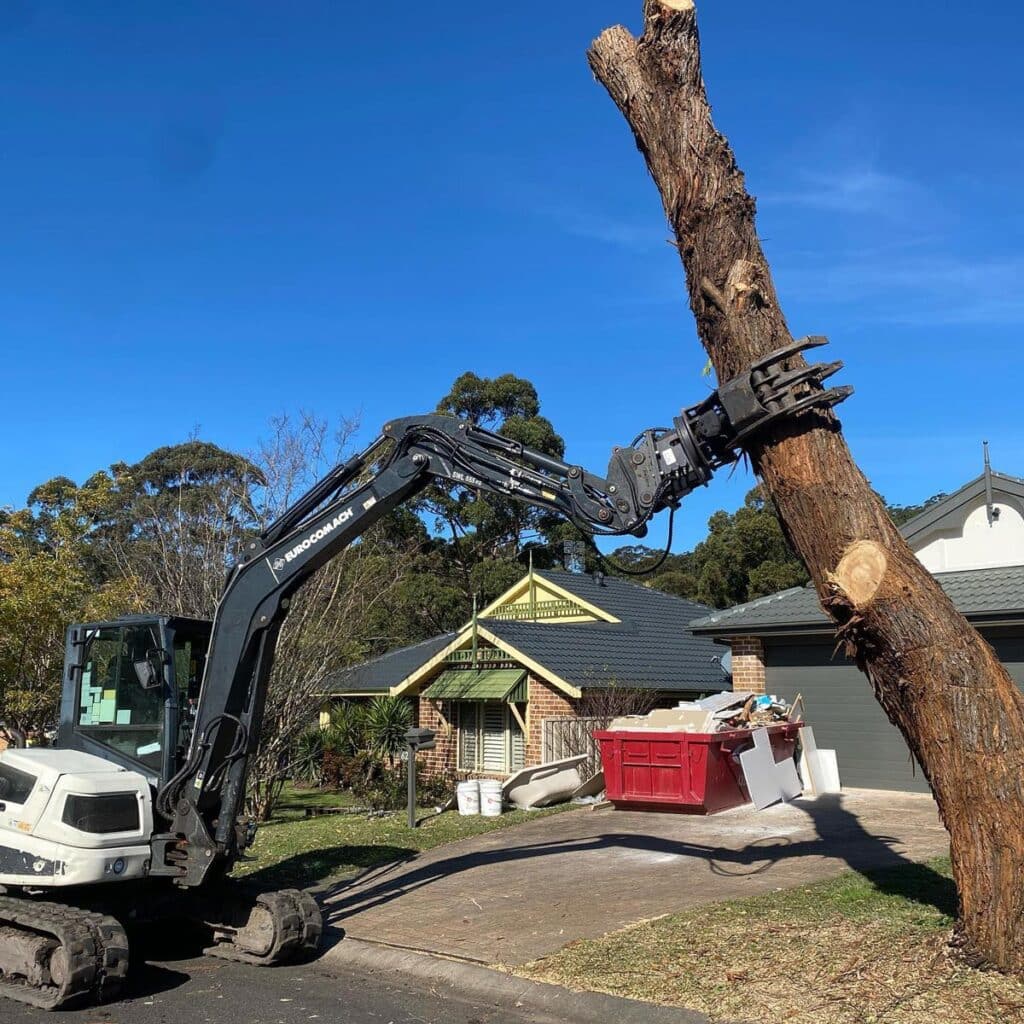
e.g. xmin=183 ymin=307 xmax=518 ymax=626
xmin=479 ymin=779 xmax=503 ymax=817
xmin=456 ymin=780 xmax=480 ymax=816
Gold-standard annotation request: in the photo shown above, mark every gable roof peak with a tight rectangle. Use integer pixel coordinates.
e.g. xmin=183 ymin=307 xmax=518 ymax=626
xmin=899 ymin=466 xmax=1024 ymax=541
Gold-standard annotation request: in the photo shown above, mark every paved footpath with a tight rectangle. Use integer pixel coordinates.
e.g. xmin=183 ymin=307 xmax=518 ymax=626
xmin=323 ymin=789 xmax=948 ymax=965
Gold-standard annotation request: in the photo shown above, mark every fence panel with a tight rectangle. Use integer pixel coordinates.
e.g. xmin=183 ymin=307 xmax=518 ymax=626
xmin=541 ymin=716 xmax=606 ymax=781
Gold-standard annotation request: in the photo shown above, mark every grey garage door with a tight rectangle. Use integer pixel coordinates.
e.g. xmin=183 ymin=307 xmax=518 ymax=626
xmin=990 ymin=634 xmax=1024 ymax=686
xmin=765 ymin=641 xmax=930 ymax=792
xmin=766 ymin=631 xmax=1024 ymax=793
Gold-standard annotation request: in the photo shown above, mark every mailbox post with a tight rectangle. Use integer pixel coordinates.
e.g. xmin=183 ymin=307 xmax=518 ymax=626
xmin=404 ymin=726 xmax=436 ymax=828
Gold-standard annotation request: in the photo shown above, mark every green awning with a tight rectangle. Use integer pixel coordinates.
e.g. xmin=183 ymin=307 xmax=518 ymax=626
xmin=423 ymin=668 xmax=527 ymax=702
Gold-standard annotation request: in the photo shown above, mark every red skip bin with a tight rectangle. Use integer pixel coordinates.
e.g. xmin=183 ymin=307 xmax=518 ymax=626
xmin=594 ymin=723 xmax=803 ymax=814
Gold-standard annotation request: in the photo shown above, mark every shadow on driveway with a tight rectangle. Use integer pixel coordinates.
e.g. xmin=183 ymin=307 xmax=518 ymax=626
xmin=800 ymin=792 xmax=956 ymax=917
xmin=318 ymin=792 xmax=954 ymax=931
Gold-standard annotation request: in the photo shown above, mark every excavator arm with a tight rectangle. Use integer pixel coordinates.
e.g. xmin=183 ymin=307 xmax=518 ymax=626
xmin=153 ymin=337 xmax=850 ymax=886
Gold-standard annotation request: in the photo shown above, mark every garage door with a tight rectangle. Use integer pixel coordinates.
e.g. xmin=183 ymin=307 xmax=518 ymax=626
xmin=766 ymin=631 xmax=1024 ymax=793
xmin=990 ymin=635 xmax=1024 ymax=686
xmin=765 ymin=642 xmax=930 ymax=792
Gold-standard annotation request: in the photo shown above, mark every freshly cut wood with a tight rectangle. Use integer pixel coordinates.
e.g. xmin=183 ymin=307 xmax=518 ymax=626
xmin=589 ymin=0 xmax=1024 ymax=971
xmin=831 ymin=541 xmax=888 ymax=606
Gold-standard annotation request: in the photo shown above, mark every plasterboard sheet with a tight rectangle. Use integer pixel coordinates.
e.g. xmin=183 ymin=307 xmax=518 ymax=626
xmin=739 ymin=727 xmax=802 ymax=810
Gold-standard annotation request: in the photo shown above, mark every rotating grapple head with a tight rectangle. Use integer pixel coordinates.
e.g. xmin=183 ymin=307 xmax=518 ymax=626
xmin=622 ymin=336 xmax=853 ymax=516
xmin=714 ymin=335 xmax=852 ymax=446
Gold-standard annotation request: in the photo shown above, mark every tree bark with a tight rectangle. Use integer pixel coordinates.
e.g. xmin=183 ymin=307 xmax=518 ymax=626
xmin=589 ymin=0 xmax=1024 ymax=972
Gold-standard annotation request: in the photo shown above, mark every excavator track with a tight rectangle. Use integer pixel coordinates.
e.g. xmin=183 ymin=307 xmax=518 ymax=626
xmin=203 ymin=888 xmax=322 ymax=966
xmin=0 ymin=895 xmax=128 ymax=1010
xmin=77 ymin=907 xmax=130 ymax=1001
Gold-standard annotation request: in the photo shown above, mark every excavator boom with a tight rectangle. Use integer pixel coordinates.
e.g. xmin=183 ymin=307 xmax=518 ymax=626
xmin=150 ymin=336 xmax=849 ymax=887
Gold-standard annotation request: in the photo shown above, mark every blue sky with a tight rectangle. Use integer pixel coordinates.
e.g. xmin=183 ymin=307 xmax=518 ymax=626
xmin=2 ymin=1 xmax=1022 ymax=552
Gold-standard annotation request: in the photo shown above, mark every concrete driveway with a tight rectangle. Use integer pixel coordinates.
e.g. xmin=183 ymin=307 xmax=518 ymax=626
xmin=322 ymin=789 xmax=948 ymax=966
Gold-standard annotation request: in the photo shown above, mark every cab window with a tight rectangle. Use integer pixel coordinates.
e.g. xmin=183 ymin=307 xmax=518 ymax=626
xmin=0 ymin=763 xmax=37 ymax=805
xmin=78 ymin=624 xmax=165 ymax=771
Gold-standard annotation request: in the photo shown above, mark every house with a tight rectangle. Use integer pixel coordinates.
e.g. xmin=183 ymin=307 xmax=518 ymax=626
xmin=690 ymin=467 xmax=1024 ymax=793
xmin=322 ymin=569 xmax=728 ymax=779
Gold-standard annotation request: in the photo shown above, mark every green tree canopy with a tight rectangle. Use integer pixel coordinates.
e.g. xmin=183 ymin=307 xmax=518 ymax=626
xmin=95 ymin=441 xmax=264 ymax=617
xmin=428 ymin=372 xmax=566 ymax=557
xmin=0 ymin=482 xmax=141 ymax=740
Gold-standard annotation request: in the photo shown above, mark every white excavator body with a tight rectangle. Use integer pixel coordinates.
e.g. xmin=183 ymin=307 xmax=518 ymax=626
xmin=0 ymin=748 xmax=152 ymax=888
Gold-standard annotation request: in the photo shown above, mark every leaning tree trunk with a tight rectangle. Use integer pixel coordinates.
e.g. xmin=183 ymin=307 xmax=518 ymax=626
xmin=589 ymin=0 xmax=1024 ymax=971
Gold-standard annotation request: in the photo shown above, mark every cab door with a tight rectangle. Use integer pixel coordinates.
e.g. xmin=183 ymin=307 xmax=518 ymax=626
xmin=59 ymin=621 xmax=174 ymax=783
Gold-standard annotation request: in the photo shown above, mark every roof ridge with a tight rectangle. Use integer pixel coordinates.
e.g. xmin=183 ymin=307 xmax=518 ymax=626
xmin=933 ymin=564 xmax=1024 ymax=577
xmin=899 ymin=469 xmax=1024 ymax=538
xmin=690 ymin=585 xmax=809 ymax=623
xmin=535 ymin=568 xmax=713 ymax=612
xmin=691 ymin=563 xmax=1024 ymax=635
xmin=993 ymin=469 xmax=1024 ymax=485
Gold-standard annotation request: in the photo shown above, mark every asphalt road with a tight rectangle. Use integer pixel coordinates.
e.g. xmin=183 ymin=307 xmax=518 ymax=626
xmin=3 ymin=940 xmax=554 ymax=1024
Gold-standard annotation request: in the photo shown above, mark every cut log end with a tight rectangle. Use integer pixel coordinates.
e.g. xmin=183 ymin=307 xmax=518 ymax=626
xmin=833 ymin=540 xmax=888 ymax=607
xmin=588 ymin=25 xmax=640 ymax=79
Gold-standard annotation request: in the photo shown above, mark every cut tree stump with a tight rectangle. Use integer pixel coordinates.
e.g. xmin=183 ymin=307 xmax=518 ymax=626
xmin=589 ymin=0 xmax=1024 ymax=972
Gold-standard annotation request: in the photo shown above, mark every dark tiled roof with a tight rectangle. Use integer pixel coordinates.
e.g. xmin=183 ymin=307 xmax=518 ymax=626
xmin=485 ymin=619 xmax=727 ymax=692
xmin=481 ymin=570 xmax=728 ymax=692
xmin=325 ymin=570 xmax=729 ymax=696
xmin=538 ymin=569 xmax=712 ymax=626
xmin=690 ymin=565 xmax=1024 ymax=637
xmin=323 ymin=633 xmax=457 ymax=695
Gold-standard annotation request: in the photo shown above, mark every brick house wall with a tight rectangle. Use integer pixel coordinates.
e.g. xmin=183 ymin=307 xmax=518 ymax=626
xmin=525 ymin=675 xmax=576 ymax=765
xmin=416 ymin=697 xmax=457 ymax=778
xmin=730 ymin=636 xmax=766 ymax=694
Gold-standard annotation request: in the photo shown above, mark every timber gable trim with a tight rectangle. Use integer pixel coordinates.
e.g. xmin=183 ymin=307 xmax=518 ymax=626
xmin=473 ymin=573 xmax=620 ymax=625
xmin=389 ymin=625 xmax=583 ymax=700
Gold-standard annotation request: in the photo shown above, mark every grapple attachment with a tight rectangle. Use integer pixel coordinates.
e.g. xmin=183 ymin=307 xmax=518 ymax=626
xmin=716 ymin=335 xmax=853 ymax=445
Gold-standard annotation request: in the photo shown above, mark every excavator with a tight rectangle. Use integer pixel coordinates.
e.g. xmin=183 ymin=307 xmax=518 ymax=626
xmin=0 ymin=338 xmax=849 ymax=1008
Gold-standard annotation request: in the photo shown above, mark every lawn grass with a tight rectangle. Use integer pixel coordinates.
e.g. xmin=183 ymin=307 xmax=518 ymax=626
xmin=269 ymin=782 xmax=362 ymax=821
xmin=234 ymin=783 xmax=571 ymax=890
xmin=517 ymin=856 xmax=1024 ymax=1024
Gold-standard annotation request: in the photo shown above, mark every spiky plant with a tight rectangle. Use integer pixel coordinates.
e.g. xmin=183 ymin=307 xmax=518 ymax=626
xmin=362 ymin=696 xmax=413 ymax=766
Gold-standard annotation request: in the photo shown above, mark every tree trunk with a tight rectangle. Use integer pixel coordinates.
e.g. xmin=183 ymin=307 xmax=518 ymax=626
xmin=589 ymin=0 xmax=1024 ymax=972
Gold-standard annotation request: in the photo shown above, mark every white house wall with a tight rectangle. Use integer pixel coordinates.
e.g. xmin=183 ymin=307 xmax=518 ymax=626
xmin=913 ymin=494 xmax=1024 ymax=572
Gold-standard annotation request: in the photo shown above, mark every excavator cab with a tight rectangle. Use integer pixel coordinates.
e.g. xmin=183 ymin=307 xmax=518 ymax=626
xmin=56 ymin=615 xmax=211 ymax=786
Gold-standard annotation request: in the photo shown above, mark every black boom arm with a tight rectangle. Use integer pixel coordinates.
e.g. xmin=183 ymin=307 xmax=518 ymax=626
xmin=153 ymin=337 xmax=850 ymax=885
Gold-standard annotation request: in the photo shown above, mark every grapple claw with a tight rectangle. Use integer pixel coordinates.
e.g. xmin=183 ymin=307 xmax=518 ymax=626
xmin=758 ymin=359 xmax=844 ymax=396
xmin=715 ymin=335 xmax=852 ymax=446
xmin=748 ymin=335 xmax=828 ymax=374
xmin=731 ymin=384 xmax=853 ymax=444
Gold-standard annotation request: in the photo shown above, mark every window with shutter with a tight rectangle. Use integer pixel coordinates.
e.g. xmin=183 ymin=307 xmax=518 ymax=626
xmin=458 ymin=703 xmax=479 ymax=771
xmin=482 ymin=702 xmax=505 ymax=771
xmin=456 ymin=701 xmax=525 ymax=773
